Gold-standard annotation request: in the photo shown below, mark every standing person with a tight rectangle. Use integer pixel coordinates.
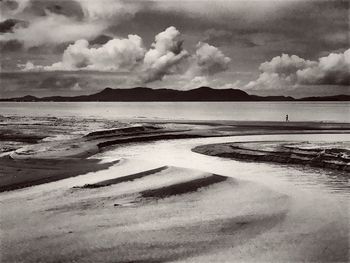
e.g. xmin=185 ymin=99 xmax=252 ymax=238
xmin=286 ymin=114 xmax=289 ymax=122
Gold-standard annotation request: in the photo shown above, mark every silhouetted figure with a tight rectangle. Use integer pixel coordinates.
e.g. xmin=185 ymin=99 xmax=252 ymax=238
xmin=286 ymin=114 xmax=289 ymax=122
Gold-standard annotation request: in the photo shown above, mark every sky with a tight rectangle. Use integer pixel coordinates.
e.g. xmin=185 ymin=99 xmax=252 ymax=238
xmin=0 ymin=0 xmax=349 ymax=98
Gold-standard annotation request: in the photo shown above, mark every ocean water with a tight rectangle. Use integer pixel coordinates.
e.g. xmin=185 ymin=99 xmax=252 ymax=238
xmin=0 ymin=101 xmax=349 ymax=122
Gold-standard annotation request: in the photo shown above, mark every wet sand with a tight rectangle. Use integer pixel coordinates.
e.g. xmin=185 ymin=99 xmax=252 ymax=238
xmin=193 ymin=141 xmax=350 ymax=171
xmin=0 ymin=156 xmax=119 ymax=192
xmin=0 ymin=164 xmax=330 ymax=263
xmin=1 ymin=116 xmax=349 ymax=192
xmin=0 ymin=116 xmax=349 ymax=262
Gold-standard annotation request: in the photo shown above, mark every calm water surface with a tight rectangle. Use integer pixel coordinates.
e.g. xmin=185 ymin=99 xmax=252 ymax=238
xmin=1 ymin=101 xmax=349 ymax=122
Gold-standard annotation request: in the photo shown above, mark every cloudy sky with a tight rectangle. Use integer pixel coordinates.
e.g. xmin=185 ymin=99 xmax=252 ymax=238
xmin=0 ymin=0 xmax=349 ymax=98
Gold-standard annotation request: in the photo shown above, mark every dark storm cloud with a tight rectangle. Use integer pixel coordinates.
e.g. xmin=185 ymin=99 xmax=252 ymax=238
xmin=257 ymin=1 xmax=349 ymax=58
xmin=0 ymin=0 xmax=18 ymax=12
xmin=0 ymin=19 xmax=22 ymax=33
xmin=21 ymin=0 xmax=84 ymax=19
xmin=107 ymin=8 xmax=211 ymax=38
xmin=106 ymin=0 xmax=348 ymax=60
xmin=2 ymin=0 xmax=348 ymax=56
xmin=89 ymin=34 xmax=113 ymax=46
xmin=203 ymin=29 xmax=258 ymax=48
xmin=0 ymin=39 xmax=23 ymax=52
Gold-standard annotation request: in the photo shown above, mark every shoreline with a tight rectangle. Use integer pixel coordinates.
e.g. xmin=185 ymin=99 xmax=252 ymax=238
xmin=1 ymin=117 xmax=349 ymax=262
xmin=1 ymin=116 xmax=350 ymax=192
xmin=1 ymin=133 xmax=348 ymax=262
xmin=193 ymin=141 xmax=350 ymax=172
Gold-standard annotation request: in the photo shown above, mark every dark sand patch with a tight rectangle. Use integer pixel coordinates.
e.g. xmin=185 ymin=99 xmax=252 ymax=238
xmin=0 ymin=156 xmax=119 ymax=192
xmin=79 ymin=166 xmax=168 ymax=188
xmin=84 ymin=125 xmax=163 ymax=138
xmin=96 ymin=133 xmax=205 ymax=148
xmin=140 ymin=174 xmax=227 ymax=199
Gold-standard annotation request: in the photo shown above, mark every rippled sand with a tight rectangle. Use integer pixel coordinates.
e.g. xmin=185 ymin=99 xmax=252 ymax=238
xmin=0 ymin=163 xmax=288 ymax=262
xmin=1 ymin=117 xmax=349 ymax=262
xmin=1 ymin=157 xmax=348 ymax=262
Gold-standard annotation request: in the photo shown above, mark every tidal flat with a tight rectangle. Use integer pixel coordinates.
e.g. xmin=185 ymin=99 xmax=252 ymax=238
xmin=0 ymin=115 xmax=349 ymax=262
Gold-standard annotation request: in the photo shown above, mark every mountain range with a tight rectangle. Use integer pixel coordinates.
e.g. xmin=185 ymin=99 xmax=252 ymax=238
xmin=1 ymin=87 xmax=349 ymax=102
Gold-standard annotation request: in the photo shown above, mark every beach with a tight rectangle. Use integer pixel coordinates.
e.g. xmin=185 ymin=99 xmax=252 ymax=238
xmin=0 ymin=115 xmax=349 ymax=262
xmin=1 ymin=0 xmax=349 ymax=261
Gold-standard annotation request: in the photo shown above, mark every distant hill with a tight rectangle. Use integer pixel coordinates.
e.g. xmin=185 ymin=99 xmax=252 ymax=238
xmin=1 ymin=87 xmax=349 ymax=102
xmin=298 ymin=95 xmax=350 ymax=101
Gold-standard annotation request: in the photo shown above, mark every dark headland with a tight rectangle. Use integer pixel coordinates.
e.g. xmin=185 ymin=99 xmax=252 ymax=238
xmin=1 ymin=86 xmax=349 ymax=102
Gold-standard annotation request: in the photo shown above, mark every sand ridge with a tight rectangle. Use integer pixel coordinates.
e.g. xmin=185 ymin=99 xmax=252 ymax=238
xmin=0 ymin=163 xmax=291 ymax=263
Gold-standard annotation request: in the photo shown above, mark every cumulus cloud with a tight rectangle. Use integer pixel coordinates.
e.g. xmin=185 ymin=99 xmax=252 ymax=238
xmin=246 ymin=72 xmax=292 ymax=90
xmin=0 ymin=11 xmax=106 ymax=48
xmin=55 ymin=36 xmax=145 ymax=71
xmin=297 ymin=49 xmax=350 ymax=85
xmin=259 ymin=54 xmax=316 ymax=75
xmin=246 ymin=49 xmax=350 ymax=90
xmin=187 ymin=42 xmax=231 ymax=77
xmin=219 ymin=80 xmax=241 ymax=89
xmin=21 ymin=26 xmax=231 ymax=85
xmin=23 ymin=35 xmax=145 ymax=71
xmin=71 ymin=82 xmax=82 ymax=91
xmin=180 ymin=76 xmax=210 ymax=90
xmin=0 ymin=0 xmax=139 ymax=49
xmin=140 ymin=26 xmax=189 ymax=83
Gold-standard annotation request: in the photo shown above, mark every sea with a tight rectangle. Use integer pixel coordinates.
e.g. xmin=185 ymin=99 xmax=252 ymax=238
xmin=0 ymin=101 xmax=349 ymax=122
